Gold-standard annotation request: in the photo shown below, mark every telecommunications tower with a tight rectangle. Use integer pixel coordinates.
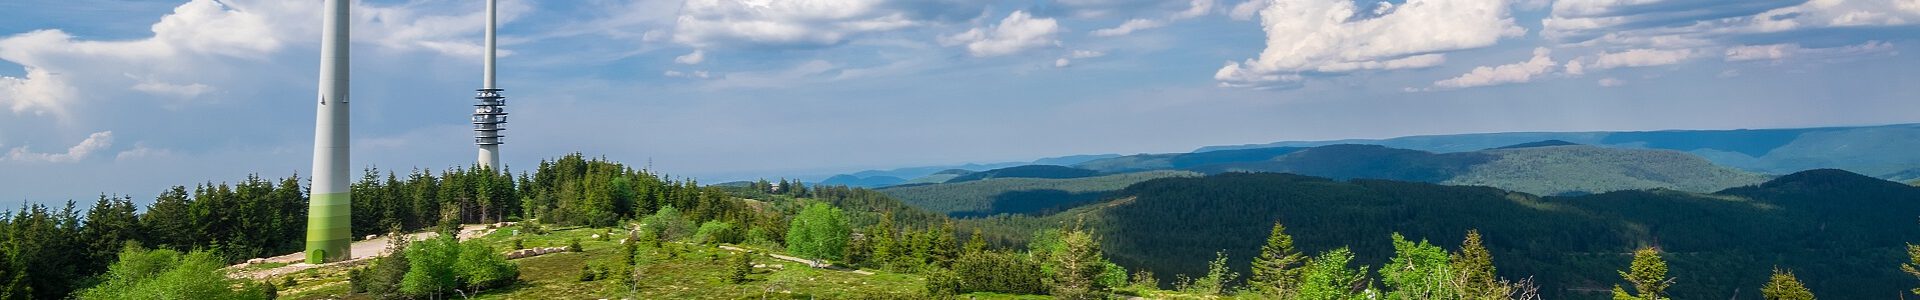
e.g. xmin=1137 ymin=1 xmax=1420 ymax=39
xmin=473 ymin=0 xmax=508 ymax=169
xmin=307 ymin=0 xmax=352 ymax=264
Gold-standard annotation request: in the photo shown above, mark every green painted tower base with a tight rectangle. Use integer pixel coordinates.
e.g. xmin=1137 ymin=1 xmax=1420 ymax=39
xmin=306 ymin=192 xmax=351 ymax=263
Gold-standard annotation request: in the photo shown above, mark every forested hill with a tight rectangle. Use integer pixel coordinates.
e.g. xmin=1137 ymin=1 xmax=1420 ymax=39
xmin=1071 ymin=144 xmax=1767 ymax=196
xmin=1063 ymin=170 xmax=1920 ymax=299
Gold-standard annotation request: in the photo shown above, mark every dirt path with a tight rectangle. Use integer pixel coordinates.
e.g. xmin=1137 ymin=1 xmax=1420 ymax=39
xmin=716 ymin=245 xmax=873 ymax=275
xmin=230 ymin=224 xmax=497 ymax=280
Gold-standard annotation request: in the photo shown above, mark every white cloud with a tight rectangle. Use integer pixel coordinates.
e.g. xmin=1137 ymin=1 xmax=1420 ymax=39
xmin=1230 ymin=0 xmax=1267 ymax=20
xmin=0 ymin=67 xmax=75 ymax=117
xmin=1564 ymin=60 xmax=1586 ymax=75
xmin=1725 ymin=41 xmax=1896 ymax=62
xmin=672 ymin=0 xmax=919 ymax=48
xmin=115 ymin=143 xmax=174 ymax=162
xmin=1092 ymin=19 xmax=1166 ymax=37
xmin=130 ymin=79 xmax=215 ymax=99
xmin=1093 ymin=0 xmax=1214 ymax=36
xmin=5 ymin=131 xmax=111 ymax=163
xmin=1545 ymin=0 xmax=1920 ymax=50
xmin=1215 ymin=0 xmax=1526 ymax=87
xmin=1598 ymin=77 xmax=1626 ymax=87
xmin=664 ymin=70 xmax=712 ymax=79
xmin=1055 ymin=50 xmax=1108 ymax=68
xmin=675 ymin=49 xmax=707 ymax=64
xmin=0 ymin=0 xmax=527 ymax=122
xmin=1590 ymin=48 xmax=1694 ymax=69
xmin=939 ymin=11 xmax=1061 ymax=57
xmin=1431 ymin=48 xmax=1559 ymax=89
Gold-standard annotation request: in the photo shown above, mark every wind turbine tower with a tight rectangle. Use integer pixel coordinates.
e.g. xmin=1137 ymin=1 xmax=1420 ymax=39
xmin=307 ymin=0 xmax=352 ymax=264
xmin=474 ymin=0 xmax=508 ymax=170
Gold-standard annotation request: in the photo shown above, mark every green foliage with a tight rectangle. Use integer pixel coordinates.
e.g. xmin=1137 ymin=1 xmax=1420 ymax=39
xmin=1046 ymin=228 xmax=1110 ymax=300
xmin=952 ymin=251 xmax=1048 ymax=295
xmin=1250 ymin=221 xmax=1304 ymax=297
xmin=1129 ymin=269 xmax=1159 ymax=291
xmin=694 ymin=221 xmax=741 ymax=245
xmin=568 ymin=238 xmax=584 ymax=252
xmin=923 ymin=267 xmax=962 ymax=298
xmin=641 ymin=205 xmax=694 ymax=242
xmin=1451 ymin=230 xmax=1507 ymax=299
xmin=75 ymin=246 xmax=267 ymax=300
xmin=727 ymin=252 xmax=753 ymax=284
xmin=743 ymin=226 xmax=778 ymax=248
xmin=1761 ymin=268 xmax=1814 ymax=300
xmin=1296 ymin=248 xmax=1371 ymax=300
xmin=350 ymin=234 xmax=413 ymax=298
xmin=786 ymin=203 xmax=851 ymax=262
xmin=1079 ymin=171 xmax=1920 ymax=299
xmin=1380 ymin=233 xmax=1456 ymax=300
xmin=1904 ymin=243 xmax=1920 ymax=295
xmin=396 ymin=236 xmax=520 ymax=298
xmin=1612 ymin=248 xmax=1673 ymax=300
xmin=1183 ymin=251 xmax=1238 ymax=295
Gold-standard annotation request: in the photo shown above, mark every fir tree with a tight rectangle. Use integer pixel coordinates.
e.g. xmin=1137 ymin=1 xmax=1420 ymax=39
xmin=1760 ymin=267 xmax=1814 ymax=300
xmin=1249 ymin=221 xmax=1303 ymax=297
xmin=1453 ymin=229 xmax=1508 ymax=299
xmin=1612 ymin=247 xmax=1673 ymax=300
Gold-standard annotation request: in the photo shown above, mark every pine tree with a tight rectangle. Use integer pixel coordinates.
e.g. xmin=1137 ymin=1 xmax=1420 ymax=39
xmin=1048 ymin=228 xmax=1109 ymax=300
xmin=1249 ymin=221 xmax=1304 ymax=297
xmin=1611 ymin=247 xmax=1673 ymax=300
xmin=1453 ymin=230 xmax=1508 ymax=299
xmin=1903 ymin=243 xmax=1920 ymax=295
xmin=965 ymin=228 xmax=988 ymax=254
xmin=1760 ymin=267 xmax=1814 ymax=300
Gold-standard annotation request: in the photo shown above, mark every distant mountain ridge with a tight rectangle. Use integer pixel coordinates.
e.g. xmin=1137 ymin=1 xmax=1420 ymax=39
xmin=816 ymin=123 xmax=1920 ymax=188
xmin=1197 ymin=123 xmax=1920 ymax=177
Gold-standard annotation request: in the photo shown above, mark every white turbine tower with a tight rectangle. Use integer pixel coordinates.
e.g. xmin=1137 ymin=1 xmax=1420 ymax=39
xmin=307 ymin=0 xmax=352 ymax=264
xmin=474 ymin=0 xmax=508 ymax=170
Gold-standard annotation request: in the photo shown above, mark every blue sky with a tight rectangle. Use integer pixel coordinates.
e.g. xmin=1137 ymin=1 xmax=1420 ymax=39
xmin=1 ymin=0 xmax=1917 ymax=204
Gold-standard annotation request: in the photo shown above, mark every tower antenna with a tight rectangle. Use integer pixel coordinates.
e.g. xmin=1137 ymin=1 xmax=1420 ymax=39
xmin=474 ymin=0 xmax=508 ymax=170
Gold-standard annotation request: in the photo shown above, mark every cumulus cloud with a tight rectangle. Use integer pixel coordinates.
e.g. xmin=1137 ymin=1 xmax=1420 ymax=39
xmin=1431 ymin=48 xmax=1559 ymax=90
xmin=4 ymin=131 xmax=111 ymax=163
xmin=1215 ymin=0 xmax=1526 ymax=88
xmin=939 ymin=11 xmax=1061 ymax=57
xmin=0 ymin=0 xmax=528 ymax=122
xmin=672 ymin=0 xmax=919 ymax=48
xmin=1590 ymin=48 xmax=1694 ymax=69
xmin=1091 ymin=0 xmax=1214 ymax=36
xmin=675 ymin=49 xmax=706 ymax=64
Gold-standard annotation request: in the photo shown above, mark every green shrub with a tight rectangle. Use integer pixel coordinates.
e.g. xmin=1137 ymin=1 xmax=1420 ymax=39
xmin=395 ymin=236 xmax=520 ymax=298
xmin=694 ymin=221 xmax=742 ymax=245
xmin=727 ymin=252 xmax=752 ymax=284
xmin=75 ymin=246 xmax=270 ymax=300
xmin=567 ymin=238 xmax=584 ymax=252
xmin=578 ymin=265 xmax=598 ymax=282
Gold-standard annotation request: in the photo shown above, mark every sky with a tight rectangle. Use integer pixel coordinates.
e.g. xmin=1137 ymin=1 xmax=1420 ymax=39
xmin=0 ymin=0 xmax=1917 ymax=204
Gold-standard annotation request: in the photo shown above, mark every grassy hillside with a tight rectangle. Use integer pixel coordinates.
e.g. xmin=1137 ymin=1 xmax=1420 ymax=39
xmin=1445 ymin=145 xmax=1772 ymax=196
xmin=880 ymin=170 xmax=1200 ymax=216
xmin=999 ymin=170 xmax=1920 ymax=299
xmin=944 ymin=165 xmax=1102 ymax=183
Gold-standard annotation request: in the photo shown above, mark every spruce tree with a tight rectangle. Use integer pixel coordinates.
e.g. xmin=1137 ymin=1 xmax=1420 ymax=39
xmin=1611 ymin=247 xmax=1673 ymax=300
xmin=1453 ymin=230 xmax=1508 ymax=299
xmin=1760 ymin=267 xmax=1814 ymax=300
xmin=1049 ymin=228 xmax=1109 ymax=300
xmin=1250 ymin=221 xmax=1303 ymax=297
xmin=1903 ymin=244 xmax=1920 ymax=295
xmin=965 ymin=228 xmax=987 ymax=254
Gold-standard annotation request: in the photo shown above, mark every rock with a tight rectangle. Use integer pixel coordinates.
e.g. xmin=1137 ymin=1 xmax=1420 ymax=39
xmin=591 ymin=234 xmax=602 ymax=239
xmin=246 ymin=258 xmax=267 ymax=264
xmin=363 ymin=234 xmax=378 ymax=240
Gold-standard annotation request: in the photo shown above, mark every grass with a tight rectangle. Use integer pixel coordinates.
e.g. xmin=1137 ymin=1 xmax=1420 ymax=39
xmin=273 ymin=225 xmax=934 ymax=299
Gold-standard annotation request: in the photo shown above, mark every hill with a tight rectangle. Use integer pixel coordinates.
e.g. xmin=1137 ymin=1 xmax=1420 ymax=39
xmin=818 ymin=174 xmax=907 ymax=188
xmin=943 ymin=165 xmax=1102 ymax=183
xmin=1488 ymin=139 xmax=1579 ymax=149
xmin=974 ymin=170 xmax=1920 ymax=299
xmin=879 ymin=170 xmax=1200 ymax=217
xmin=1443 ymin=145 xmax=1772 ymax=196
xmin=1197 ymin=123 xmax=1920 ymax=178
xmin=901 ymin=169 xmax=975 ymax=185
